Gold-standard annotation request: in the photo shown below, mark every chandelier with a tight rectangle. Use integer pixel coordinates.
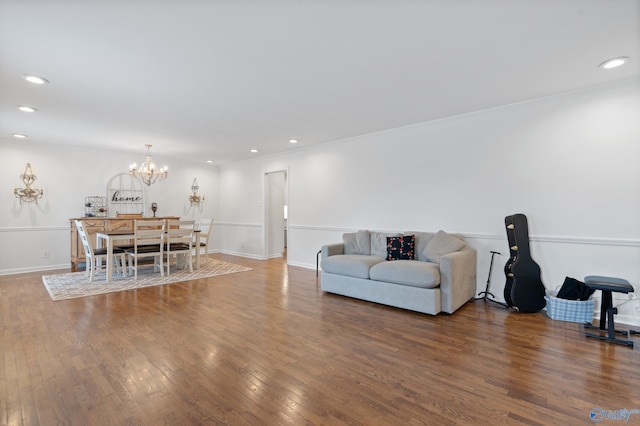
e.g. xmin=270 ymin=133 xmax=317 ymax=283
xmin=188 ymin=178 xmax=205 ymax=206
xmin=129 ymin=144 xmax=168 ymax=186
xmin=14 ymin=163 xmax=44 ymax=204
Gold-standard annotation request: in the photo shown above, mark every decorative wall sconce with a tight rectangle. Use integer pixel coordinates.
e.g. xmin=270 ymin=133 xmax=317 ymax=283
xmin=14 ymin=163 xmax=44 ymax=204
xmin=188 ymin=178 xmax=205 ymax=206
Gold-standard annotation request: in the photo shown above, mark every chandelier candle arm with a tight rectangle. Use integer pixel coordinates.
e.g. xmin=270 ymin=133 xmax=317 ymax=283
xmin=129 ymin=144 xmax=168 ymax=186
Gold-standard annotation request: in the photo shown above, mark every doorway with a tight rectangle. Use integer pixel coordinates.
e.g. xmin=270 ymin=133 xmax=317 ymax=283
xmin=264 ymin=170 xmax=288 ymax=259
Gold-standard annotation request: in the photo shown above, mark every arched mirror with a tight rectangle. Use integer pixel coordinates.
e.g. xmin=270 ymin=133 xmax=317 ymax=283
xmin=106 ymin=173 xmax=145 ymax=217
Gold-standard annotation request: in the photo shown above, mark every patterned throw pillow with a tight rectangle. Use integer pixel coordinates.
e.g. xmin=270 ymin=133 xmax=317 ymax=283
xmin=386 ymin=234 xmax=415 ymax=261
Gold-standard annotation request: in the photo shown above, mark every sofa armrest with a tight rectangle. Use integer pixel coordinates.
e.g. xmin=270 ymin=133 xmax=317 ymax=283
xmin=439 ymin=246 xmax=477 ymax=314
xmin=321 ymin=243 xmax=344 ymax=260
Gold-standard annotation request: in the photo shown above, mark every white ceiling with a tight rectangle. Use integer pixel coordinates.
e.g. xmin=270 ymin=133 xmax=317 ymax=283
xmin=1 ymin=0 xmax=638 ymax=164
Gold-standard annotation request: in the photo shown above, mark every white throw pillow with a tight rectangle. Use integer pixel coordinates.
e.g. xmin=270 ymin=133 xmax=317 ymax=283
xmin=354 ymin=230 xmax=371 ymax=255
xmin=343 ymin=232 xmax=357 ymax=254
xmin=423 ymin=230 xmax=465 ymax=263
xmin=343 ymin=230 xmax=371 ymax=255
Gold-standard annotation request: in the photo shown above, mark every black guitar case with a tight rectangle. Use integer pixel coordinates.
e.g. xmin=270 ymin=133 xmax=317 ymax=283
xmin=503 ymin=215 xmax=517 ymax=307
xmin=504 ymin=214 xmax=546 ymax=313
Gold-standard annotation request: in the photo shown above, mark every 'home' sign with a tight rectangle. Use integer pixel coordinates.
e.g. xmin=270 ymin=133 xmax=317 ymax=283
xmin=106 ymin=173 xmax=145 ymax=216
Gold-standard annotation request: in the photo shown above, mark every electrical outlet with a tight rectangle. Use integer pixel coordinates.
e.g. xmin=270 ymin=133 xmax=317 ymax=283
xmin=42 ymin=250 xmax=49 ymax=259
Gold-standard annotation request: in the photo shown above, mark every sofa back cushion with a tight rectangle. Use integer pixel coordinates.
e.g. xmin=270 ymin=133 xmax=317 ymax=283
xmin=406 ymin=231 xmax=466 ymax=262
xmin=405 ymin=232 xmax=435 ymax=262
xmin=344 ymin=230 xmax=466 ymax=261
xmin=343 ymin=230 xmax=371 ymax=255
xmin=370 ymin=231 xmax=400 ymax=258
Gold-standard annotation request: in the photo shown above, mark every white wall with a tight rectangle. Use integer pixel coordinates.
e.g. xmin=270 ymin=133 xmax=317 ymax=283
xmin=218 ymin=79 xmax=640 ymax=324
xmin=0 ymin=142 xmax=219 ymax=274
xmin=2 ymin=79 xmax=639 ymax=323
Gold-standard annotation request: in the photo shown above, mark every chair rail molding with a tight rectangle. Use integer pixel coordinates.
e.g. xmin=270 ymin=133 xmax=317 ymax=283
xmin=289 ymin=226 xmax=640 ymax=248
xmin=215 ymin=222 xmax=262 ymax=228
xmin=0 ymin=226 xmax=68 ymax=233
xmin=463 ymin=232 xmax=640 ymax=247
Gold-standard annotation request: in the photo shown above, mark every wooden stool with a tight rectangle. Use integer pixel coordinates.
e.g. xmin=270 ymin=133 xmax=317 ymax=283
xmin=583 ymin=275 xmax=637 ymax=348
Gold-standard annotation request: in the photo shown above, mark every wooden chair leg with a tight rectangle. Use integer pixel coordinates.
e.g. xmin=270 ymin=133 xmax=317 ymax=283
xmin=114 ymin=254 xmax=126 ymax=276
xmin=89 ymin=258 xmax=95 ymax=282
xmin=122 ymin=254 xmax=128 ymax=276
xmin=128 ymin=256 xmax=136 ymax=279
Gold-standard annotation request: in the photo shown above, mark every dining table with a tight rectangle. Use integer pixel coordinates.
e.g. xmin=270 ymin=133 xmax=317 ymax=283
xmin=96 ymin=229 xmax=201 ymax=282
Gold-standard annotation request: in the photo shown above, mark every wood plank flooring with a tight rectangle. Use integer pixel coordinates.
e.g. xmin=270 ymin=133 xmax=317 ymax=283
xmin=1 ymin=254 xmax=640 ymax=425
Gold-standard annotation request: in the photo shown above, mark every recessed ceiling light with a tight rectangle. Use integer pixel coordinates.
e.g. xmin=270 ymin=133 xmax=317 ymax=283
xmin=289 ymin=139 xmax=299 ymax=144
xmin=206 ymin=160 xmax=214 ymax=164
xmin=17 ymin=105 xmax=37 ymax=112
xmin=13 ymin=133 xmax=28 ymax=139
xmin=599 ymin=57 xmax=629 ymax=69
xmin=250 ymin=149 xmax=259 ymax=153
xmin=22 ymin=75 xmax=49 ymax=84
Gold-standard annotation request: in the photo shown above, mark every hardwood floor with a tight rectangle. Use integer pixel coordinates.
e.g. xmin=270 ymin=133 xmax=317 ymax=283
xmin=1 ymin=254 xmax=640 ymax=425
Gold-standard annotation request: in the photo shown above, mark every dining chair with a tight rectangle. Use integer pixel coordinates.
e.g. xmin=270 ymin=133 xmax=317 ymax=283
xmin=164 ymin=220 xmax=195 ymax=275
xmin=196 ymin=218 xmax=213 ymax=266
xmin=75 ymin=220 xmax=126 ymax=282
xmin=126 ymin=219 xmax=166 ymax=280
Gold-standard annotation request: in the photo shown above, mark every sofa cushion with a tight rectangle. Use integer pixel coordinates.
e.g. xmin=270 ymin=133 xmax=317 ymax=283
xmin=405 ymin=232 xmax=434 ymax=262
xmin=370 ymin=260 xmax=440 ymax=288
xmin=386 ymin=234 xmax=415 ymax=261
xmin=371 ymin=231 xmax=400 ymax=258
xmin=321 ymin=255 xmax=384 ymax=279
xmin=343 ymin=230 xmax=371 ymax=255
xmin=423 ymin=230 xmax=465 ymax=263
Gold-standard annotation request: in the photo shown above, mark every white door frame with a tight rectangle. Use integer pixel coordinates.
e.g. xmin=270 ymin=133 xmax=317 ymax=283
xmin=263 ymin=168 xmax=289 ymax=260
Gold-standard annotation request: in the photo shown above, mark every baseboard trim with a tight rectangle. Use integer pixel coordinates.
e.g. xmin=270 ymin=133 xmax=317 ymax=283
xmin=286 ymin=260 xmax=315 ymax=270
xmin=217 ymin=250 xmax=264 ymax=260
xmin=0 ymin=264 xmax=69 ymax=276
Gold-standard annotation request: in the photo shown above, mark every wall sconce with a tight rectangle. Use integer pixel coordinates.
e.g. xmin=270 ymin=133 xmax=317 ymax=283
xmin=188 ymin=178 xmax=204 ymax=206
xmin=14 ymin=163 xmax=44 ymax=204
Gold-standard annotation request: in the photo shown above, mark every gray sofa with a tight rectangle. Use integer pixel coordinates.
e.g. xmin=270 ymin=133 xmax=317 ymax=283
xmin=320 ymin=230 xmax=477 ymax=315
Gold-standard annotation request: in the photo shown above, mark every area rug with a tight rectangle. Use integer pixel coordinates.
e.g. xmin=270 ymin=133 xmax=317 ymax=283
xmin=42 ymin=259 xmax=252 ymax=301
